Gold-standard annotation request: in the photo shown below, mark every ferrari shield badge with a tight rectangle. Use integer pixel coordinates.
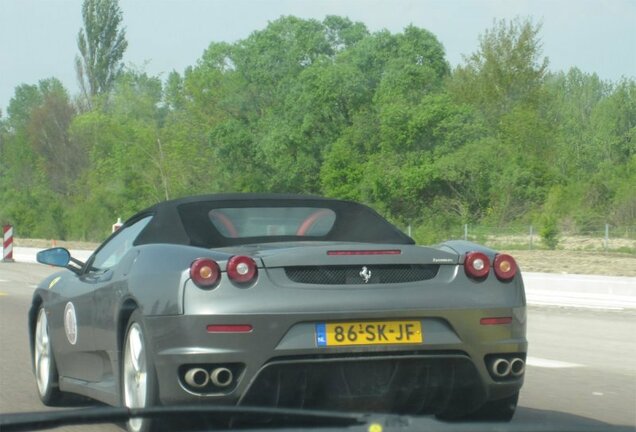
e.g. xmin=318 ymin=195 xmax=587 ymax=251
xmin=359 ymin=266 xmax=371 ymax=283
xmin=64 ymin=302 xmax=78 ymax=345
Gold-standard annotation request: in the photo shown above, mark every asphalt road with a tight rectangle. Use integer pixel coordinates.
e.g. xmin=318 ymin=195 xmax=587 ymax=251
xmin=1 ymin=262 xmax=635 ymax=431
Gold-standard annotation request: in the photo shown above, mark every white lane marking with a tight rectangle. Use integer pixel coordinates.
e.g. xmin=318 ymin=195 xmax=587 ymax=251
xmin=526 ymin=356 xmax=583 ymax=369
xmin=0 ymin=279 xmax=9 ymax=282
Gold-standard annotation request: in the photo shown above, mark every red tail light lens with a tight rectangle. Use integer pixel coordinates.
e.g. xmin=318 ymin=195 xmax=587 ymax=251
xmin=190 ymin=258 xmax=221 ymax=288
xmin=494 ymin=254 xmax=517 ymax=281
xmin=227 ymin=255 xmax=258 ymax=284
xmin=464 ymin=252 xmax=490 ymax=279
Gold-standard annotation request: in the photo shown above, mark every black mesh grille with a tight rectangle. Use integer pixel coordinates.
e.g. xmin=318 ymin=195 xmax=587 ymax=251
xmin=284 ymin=264 xmax=439 ymax=285
xmin=240 ymin=355 xmax=485 ymax=416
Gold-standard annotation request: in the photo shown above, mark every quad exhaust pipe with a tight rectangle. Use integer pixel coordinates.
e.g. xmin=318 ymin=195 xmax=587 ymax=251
xmin=184 ymin=366 xmax=234 ymax=389
xmin=510 ymin=357 xmax=525 ymax=376
xmin=490 ymin=357 xmax=525 ymax=379
xmin=184 ymin=368 xmax=209 ymax=388
xmin=491 ymin=358 xmax=511 ymax=378
xmin=210 ymin=367 xmax=233 ymax=388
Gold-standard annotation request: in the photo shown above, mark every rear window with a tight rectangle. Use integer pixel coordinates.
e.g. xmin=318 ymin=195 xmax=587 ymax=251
xmin=209 ymin=207 xmax=336 ymax=238
xmin=172 ymin=198 xmax=414 ymax=248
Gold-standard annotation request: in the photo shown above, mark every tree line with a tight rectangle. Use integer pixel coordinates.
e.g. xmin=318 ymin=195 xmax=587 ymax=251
xmin=1 ymin=0 xmax=634 ymax=244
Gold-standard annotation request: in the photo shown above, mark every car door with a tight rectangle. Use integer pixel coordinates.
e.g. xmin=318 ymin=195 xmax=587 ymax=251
xmin=52 ymin=216 xmax=152 ymax=383
xmin=48 ymin=264 xmax=101 ymax=383
xmin=88 ymin=216 xmax=153 ymax=383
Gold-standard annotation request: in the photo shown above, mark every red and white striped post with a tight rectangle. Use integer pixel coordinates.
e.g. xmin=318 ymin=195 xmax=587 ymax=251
xmin=3 ymin=224 xmax=15 ymax=263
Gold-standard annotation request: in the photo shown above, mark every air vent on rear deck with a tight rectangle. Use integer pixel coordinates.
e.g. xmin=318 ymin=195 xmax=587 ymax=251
xmin=284 ymin=264 xmax=439 ymax=285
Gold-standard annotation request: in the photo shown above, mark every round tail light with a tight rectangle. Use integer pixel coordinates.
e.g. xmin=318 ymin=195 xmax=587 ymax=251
xmin=227 ymin=255 xmax=258 ymax=284
xmin=190 ymin=258 xmax=221 ymax=288
xmin=494 ymin=254 xmax=517 ymax=281
xmin=465 ymin=252 xmax=490 ymax=279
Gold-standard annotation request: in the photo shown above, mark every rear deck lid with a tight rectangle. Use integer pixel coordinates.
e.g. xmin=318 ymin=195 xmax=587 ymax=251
xmin=216 ymin=242 xmax=458 ymax=267
xmin=265 ymin=243 xmax=458 ymax=285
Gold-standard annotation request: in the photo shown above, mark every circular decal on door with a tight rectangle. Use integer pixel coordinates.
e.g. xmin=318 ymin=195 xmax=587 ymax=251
xmin=64 ymin=302 xmax=78 ymax=345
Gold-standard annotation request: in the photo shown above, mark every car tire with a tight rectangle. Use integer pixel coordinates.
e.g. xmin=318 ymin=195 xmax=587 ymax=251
xmin=121 ymin=310 xmax=159 ymax=432
xmin=34 ymin=306 xmax=64 ymax=406
xmin=465 ymin=392 xmax=519 ymax=422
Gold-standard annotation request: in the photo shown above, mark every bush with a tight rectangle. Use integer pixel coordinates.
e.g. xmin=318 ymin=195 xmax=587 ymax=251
xmin=540 ymin=216 xmax=560 ymax=250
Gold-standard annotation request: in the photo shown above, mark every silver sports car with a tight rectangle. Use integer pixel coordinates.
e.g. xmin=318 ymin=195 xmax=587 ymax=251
xmin=30 ymin=194 xmax=527 ymax=432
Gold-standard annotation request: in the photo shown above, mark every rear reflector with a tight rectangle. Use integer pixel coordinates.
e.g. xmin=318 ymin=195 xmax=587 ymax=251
xmin=327 ymin=250 xmax=401 ymax=256
xmin=480 ymin=317 xmax=513 ymax=325
xmin=207 ymin=324 xmax=253 ymax=333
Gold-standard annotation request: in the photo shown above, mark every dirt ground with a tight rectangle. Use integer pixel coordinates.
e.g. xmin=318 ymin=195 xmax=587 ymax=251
xmin=484 ymin=234 xmax=636 ymax=252
xmin=502 ymin=250 xmax=636 ymax=277
xmin=15 ymin=237 xmax=635 ymax=278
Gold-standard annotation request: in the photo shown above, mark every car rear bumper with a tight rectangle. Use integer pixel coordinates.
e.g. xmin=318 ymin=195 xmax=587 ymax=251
xmin=145 ymin=307 xmax=526 ymax=415
xmin=239 ymin=353 xmax=489 ymax=416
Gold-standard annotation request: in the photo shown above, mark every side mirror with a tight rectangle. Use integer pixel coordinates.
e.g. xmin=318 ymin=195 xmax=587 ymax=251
xmin=37 ymin=248 xmax=71 ymax=267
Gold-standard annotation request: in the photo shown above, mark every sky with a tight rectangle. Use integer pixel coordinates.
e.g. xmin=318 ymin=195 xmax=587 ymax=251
xmin=1 ymin=0 xmax=635 ymax=114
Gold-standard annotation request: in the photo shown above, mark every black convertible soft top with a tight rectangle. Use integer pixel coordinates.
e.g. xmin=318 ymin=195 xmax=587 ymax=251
xmin=131 ymin=193 xmax=414 ymax=248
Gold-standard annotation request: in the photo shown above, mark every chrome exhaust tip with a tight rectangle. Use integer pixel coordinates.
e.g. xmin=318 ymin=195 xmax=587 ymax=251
xmin=210 ymin=367 xmax=233 ymax=388
xmin=491 ymin=358 xmax=512 ymax=378
xmin=184 ymin=368 xmax=210 ymax=388
xmin=510 ymin=358 xmax=525 ymax=376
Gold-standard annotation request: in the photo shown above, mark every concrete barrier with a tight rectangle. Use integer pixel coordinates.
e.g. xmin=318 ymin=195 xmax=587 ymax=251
xmin=11 ymin=247 xmax=93 ymax=264
xmin=523 ymin=272 xmax=636 ymax=310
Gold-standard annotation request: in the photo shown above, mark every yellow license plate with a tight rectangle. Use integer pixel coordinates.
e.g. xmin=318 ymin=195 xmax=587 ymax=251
xmin=315 ymin=320 xmax=423 ymax=347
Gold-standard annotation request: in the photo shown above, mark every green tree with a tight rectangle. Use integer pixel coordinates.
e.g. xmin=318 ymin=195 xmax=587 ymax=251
xmin=75 ymin=0 xmax=128 ymax=106
xmin=545 ymin=68 xmax=611 ymax=179
xmin=26 ymin=79 xmax=82 ymax=195
xmin=0 ymin=80 xmax=75 ymax=239
xmin=590 ymin=79 xmax=636 ymax=165
xmin=322 ymin=15 xmax=369 ymax=52
xmin=449 ymin=18 xmax=548 ymax=127
xmin=2 ymin=15 xmax=633 ymax=243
